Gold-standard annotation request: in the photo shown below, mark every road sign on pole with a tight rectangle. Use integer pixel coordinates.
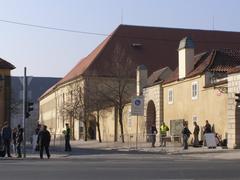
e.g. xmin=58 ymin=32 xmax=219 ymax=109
xmin=131 ymin=96 xmax=144 ymax=149
xmin=131 ymin=96 xmax=144 ymax=116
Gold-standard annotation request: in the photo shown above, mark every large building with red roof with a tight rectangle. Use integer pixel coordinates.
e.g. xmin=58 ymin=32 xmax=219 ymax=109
xmin=39 ymin=24 xmax=240 ymax=142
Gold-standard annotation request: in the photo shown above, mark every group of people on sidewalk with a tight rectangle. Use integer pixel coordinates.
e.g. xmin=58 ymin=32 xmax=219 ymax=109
xmin=151 ymin=122 xmax=169 ymax=148
xmin=0 ymin=122 xmax=23 ymax=158
xmin=0 ymin=122 xmax=52 ymax=159
xmin=182 ymin=120 xmax=214 ymax=150
xmin=151 ymin=120 xmax=216 ymax=150
xmin=34 ymin=123 xmax=72 ymax=159
xmin=0 ymin=122 xmax=72 ymax=159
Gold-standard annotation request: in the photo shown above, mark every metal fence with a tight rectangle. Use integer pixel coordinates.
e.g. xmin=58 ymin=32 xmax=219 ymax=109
xmin=103 ymin=133 xmax=183 ymax=150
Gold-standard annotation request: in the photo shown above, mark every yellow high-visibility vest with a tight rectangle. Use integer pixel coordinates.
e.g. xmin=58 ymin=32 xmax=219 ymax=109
xmin=160 ymin=125 xmax=169 ymax=134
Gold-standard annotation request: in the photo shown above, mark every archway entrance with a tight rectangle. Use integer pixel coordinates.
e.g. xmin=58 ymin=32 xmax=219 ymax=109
xmin=146 ymin=100 xmax=156 ymax=141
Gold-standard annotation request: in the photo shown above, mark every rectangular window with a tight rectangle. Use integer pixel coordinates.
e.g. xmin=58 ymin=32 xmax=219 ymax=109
xmin=168 ymin=89 xmax=173 ymax=104
xmin=192 ymin=82 xmax=198 ymax=100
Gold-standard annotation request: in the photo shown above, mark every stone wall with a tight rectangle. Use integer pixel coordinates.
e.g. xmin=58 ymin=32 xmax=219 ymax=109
xmin=143 ymin=83 xmax=162 ymax=142
xmin=227 ymin=73 xmax=240 ymax=148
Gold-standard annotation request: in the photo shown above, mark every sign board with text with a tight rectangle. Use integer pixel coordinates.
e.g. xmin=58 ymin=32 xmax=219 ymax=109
xmin=131 ymin=96 xmax=144 ymax=116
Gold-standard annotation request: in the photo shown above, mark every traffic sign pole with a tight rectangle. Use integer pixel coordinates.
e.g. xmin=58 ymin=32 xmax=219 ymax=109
xmin=131 ymin=96 xmax=144 ymax=150
xmin=23 ymin=67 xmax=27 ymax=158
xmin=136 ymin=114 xmax=138 ymax=149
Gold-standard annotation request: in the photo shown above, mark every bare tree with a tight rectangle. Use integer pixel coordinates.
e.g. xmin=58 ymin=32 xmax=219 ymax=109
xmin=60 ymin=79 xmax=106 ymax=142
xmin=85 ymin=82 xmax=102 ymax=142
xmin=59 ymin=81 xmax=85 ymax=140
xmin=99 ymin=44 xmax=136 ymax=143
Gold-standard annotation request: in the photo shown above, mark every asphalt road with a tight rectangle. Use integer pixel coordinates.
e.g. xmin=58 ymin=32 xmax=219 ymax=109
xmin=0 ymin=154 xmax=239 ymax=180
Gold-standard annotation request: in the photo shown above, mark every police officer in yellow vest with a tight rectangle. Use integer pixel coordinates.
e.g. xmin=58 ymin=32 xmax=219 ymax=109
xmin=160 ymin=122 xmax=169 ymax=147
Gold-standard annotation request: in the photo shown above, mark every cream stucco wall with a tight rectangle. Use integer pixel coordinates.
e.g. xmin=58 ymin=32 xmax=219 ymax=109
xmin=163 ymin=75 xmax=228 ymax=140
xmin=39 ymin=75 xmax=136 ymax=141
xmin=39 ymin=78 xmax=85 ymax=139
xmin=39 ymin=91 xmax=57 ymax=132
xmin=98 ymin=104 xmax=145 ymax=142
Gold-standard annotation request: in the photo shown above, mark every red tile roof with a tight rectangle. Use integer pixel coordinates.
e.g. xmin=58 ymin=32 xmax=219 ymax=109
xmin=164 ymin=49 xmax=240 ymax=84
xmin=0 ymin=58 xmax=15 ymax=70
xmin=41 ymin=24 xmax=240 ymax=99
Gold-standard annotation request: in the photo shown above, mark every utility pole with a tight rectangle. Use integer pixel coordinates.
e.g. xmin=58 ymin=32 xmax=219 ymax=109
xmin=22 ymin=67 xmax=27 ymax=158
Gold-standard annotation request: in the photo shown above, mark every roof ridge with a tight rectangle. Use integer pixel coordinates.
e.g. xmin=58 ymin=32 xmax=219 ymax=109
xmin=83 ymin=26 xmax=121 ymax=76
xmin=40 ymin=26 xmax=121 ymax=99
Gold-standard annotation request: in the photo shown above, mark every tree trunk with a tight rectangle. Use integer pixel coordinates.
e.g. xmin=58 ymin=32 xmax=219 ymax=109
xmin=118 ymin=107 xmax=124 ymax=143
xmin=84 ymin=120 xmax=88 ymax=141
xmin=114 ymin=106 xmax=118 ymax=142
xmin=69 ymin=116 xmax=74 ymax=140
xmin=72 ymin=116 xmax=75 ymax=140
xmin=96 ymin=110 xmax=102 ymax=143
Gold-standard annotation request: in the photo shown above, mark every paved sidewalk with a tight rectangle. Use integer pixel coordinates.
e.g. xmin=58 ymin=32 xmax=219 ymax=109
xmin=69 ymin=140 xmax=240 ymax=159
xmin=70 ymin=140 xmax=227 ymax=153
xmin=1 ymin=140 xmax=240 ymax=160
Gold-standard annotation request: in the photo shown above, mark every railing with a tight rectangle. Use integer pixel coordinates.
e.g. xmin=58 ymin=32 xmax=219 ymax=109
xmin=102 ymin=133 xmax=183 ymax=150
xmin=30 ymin=133 xmax=65 ymax=152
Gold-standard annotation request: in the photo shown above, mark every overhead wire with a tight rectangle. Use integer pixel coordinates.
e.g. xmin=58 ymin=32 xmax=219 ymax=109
xmin=0 ymin=19 xmax=240 ymax=45
xmin=0 ymin=19 xmax=109 ymax=37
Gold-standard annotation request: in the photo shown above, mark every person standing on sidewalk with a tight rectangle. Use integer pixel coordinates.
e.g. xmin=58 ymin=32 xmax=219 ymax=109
xmin=204 ymin=120 xmax=212 ymax=134
xmin=16 ymin=124 xmax=23 ymax=158
xmin=182 ymin=122 xmax=191 ymax=150
xmin=160 ymin=122 xmax=169 ymax=147
xmin=12 ymin=128 xmax=17 ymax=155
xmin=37 ymin=125 xmax=51 ymax=159
xmin=193 ymin=122 xmax=200 ymax=147
xmin=64 ymin=123 xmax=71 ymax=152
xmin=33 ymin=123 xmax=41 ymax=152
xmin=151 ymin=124 xmax=158 ymax=147
xmin=1 ymin=122 xmax=12 ymax=157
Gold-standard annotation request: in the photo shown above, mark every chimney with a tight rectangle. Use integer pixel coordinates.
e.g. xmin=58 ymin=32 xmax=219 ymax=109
xmin=136 ymin=65 xmax=148 ymax=96
xmin=178 ymin=37 xmax=195 ymax=79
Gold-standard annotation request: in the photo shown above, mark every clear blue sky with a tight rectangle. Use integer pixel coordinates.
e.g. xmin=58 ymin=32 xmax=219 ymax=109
xmin=0 ymin=0 xmax=239 ymax=77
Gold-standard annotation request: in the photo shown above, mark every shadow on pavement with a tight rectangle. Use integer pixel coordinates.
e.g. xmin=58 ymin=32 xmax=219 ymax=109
xmin=47 ymin=146 xmax=166 ymax=157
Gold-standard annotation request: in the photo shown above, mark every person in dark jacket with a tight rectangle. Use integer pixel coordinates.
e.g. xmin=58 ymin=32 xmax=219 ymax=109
xmin=182 ymin=122 xmax=191 ymax=150
xmin=151 ymin=124 xmax=158 ymax=147
xmin=1 ymin=122 xmax=12 ymax=157
xmin=64 ymin=123 xmax=71 ymax=152
xmin=204 ymin=120 xmax=212 ymax=134
xmin=37 ymin=125 xmax=51 ymax=159
xmin=193 ymin=122 xmax=200 ymax=147
xmin=16 ymin=124 xmax=23 ymax=158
